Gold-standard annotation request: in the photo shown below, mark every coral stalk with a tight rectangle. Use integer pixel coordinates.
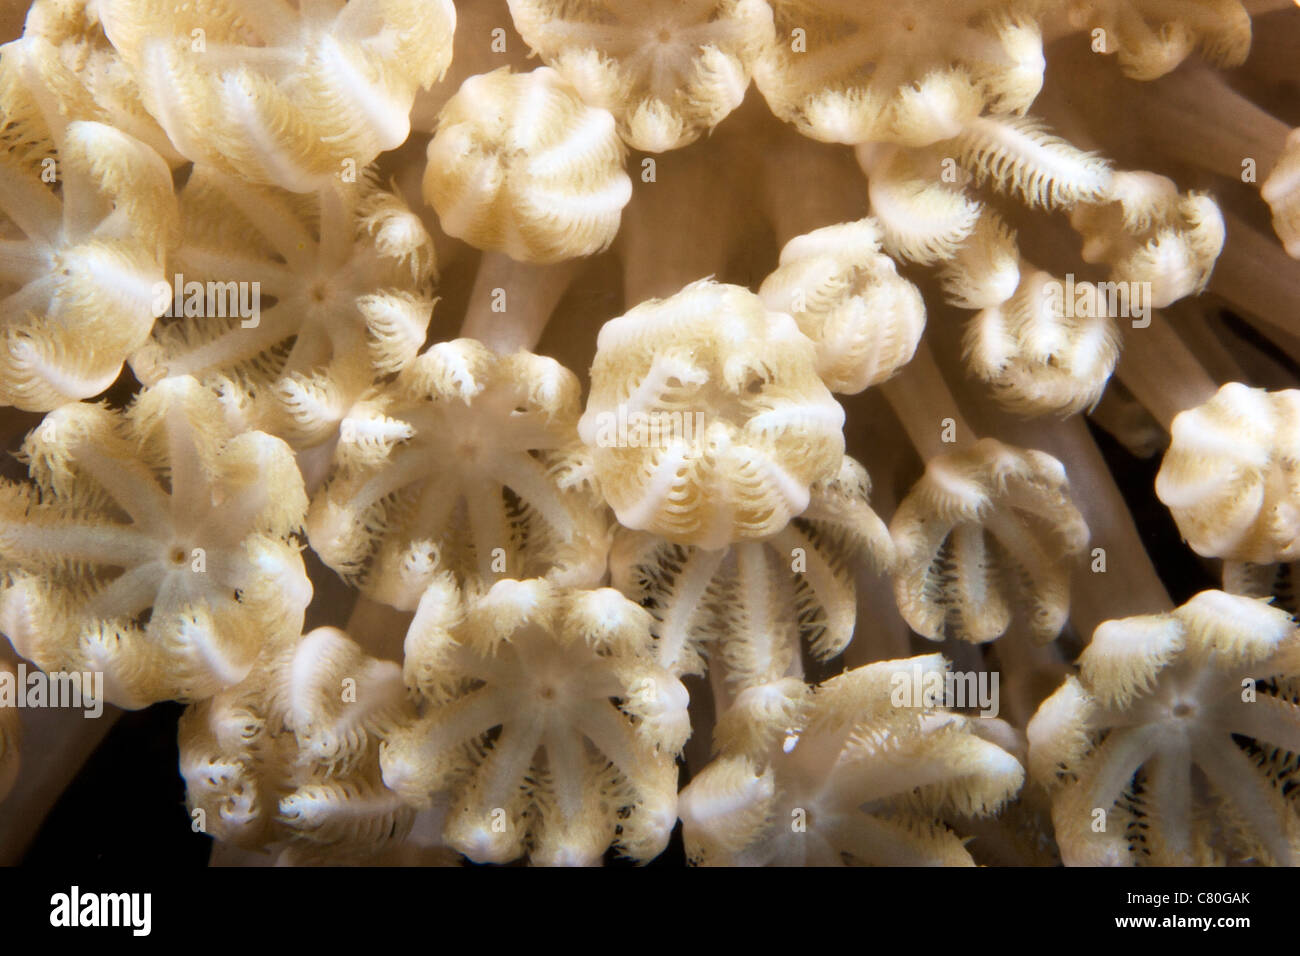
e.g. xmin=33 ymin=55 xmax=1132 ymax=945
xmin=1116 ymin=311 xmax=1220 ymax=429
xmin=460 ymin=254 xmax=581 ymax=353
xmin=881 ymin=338 xmax=977 ymax=458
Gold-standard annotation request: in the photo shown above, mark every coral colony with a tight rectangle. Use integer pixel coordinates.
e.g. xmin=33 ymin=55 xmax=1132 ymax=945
xmin=0 ymin=0 xmax=1299 ymax=868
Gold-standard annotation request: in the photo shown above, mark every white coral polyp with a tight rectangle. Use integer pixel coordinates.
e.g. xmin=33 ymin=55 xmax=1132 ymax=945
xmin=891 ymin=438 xmax=1090 ymax=644
xmin=306 ymin=340 xmax=607 ymax=607
xmin=1157 ymin=383 xmax=1300 ymax=564
xmin=580 ymin=279 xmax=846 ymax=550
xmin=757 ymin=0 xmax=1046 ymax=146
xmin=1071 ymin=171 xmax=1226 ymax=308
xmin=506 ymin=0 xmax=774 ymax=152
xmin=0 ymin=38 xmax=177 ymax=411
xmin=423 ymin=67 xmax=632 ymax=263
xmin=963 ymin=265 xmax=1121 ymax=416
xmin=131 ymin=167 xmax=437 ymax=434
xmin=759 ymin=219 xmax=926 ymax=394
xmin=180 ymin=626 xmax=417 ymax=860
xmin=680 ymin=657 xmax=1025 ymax=866
xmin=380 ymin=579 xmax=689 ymax=865
xmin=610 ymin=455 xmax=894 ymax=689
xmin=1066 ymin=0 xmax=1252 ymax=81
xmin=0 ymin=376 xmax=311 ymax=706
xmin=1028 ymin=591 xmax=1300 ymax=866
xmin=99 ymin=0 xmax=455 ymax=192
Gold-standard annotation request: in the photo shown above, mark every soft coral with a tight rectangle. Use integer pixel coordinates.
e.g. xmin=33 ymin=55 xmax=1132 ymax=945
xmin=0 ymin=376 xmax=310 ymax=706
xmin=381 ymin=577 xmax=689 ymax=865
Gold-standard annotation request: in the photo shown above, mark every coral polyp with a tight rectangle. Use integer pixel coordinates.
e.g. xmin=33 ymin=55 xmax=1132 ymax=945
xmin=1 ymin=0 xmax=1299 ymax=871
